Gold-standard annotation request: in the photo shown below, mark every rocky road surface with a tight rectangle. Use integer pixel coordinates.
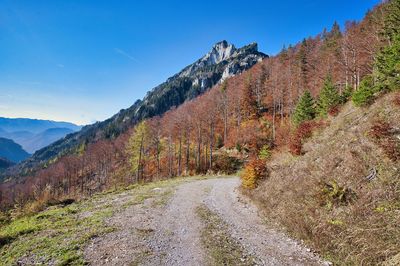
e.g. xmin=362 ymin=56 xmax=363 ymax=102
xmin=84 ymin=177 xmax=324 ymax=265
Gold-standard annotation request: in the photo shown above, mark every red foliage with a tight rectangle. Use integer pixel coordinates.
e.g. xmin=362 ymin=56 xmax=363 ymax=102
xmin=328 ymin=106 xmax=340 ymax=116
xmin=393 ymin=93 xmax=400 ymax=107
xmin=289 ymin=121 xmax=324 ymax=155
xmin=369 ymin=120 xmax=400 ymax=161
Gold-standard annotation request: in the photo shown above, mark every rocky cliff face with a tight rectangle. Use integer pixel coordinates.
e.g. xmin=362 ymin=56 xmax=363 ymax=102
xmin=179 ymin=40 xmax=266 ymax=88
xmin=9 ymin=41 xmax=266 ymax=177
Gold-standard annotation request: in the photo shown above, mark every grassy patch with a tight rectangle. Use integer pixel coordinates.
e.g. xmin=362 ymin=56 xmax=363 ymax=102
xmin=0 ymin=175 xmax=218 ymax=265
xmin=196 ymin=204 xmax=257 ymax=266
xmin=0 ymin=202 xmax=113 ymax=265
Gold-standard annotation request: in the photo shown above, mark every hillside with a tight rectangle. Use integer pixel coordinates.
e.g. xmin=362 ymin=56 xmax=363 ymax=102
xmin=0 ymin=138 xmax=30 ymax=163
xmin=0 ymin=157 xmax=14 ymax=170
xmin=248 ymin=92 xmax=400 ymax=264
xmin=8 ymin=41 xmax=266 ymax=177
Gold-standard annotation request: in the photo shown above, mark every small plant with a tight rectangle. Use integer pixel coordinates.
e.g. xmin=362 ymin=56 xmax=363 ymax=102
xmin=318 ymin=180 xmax=356 ymax=208
xmin=240 ymin=159 xmax=268 ymax=189
xmin=328 ymin=106 xmax=340 ymax=116
xmin=258 ymin=145 xmax=271 ymax=160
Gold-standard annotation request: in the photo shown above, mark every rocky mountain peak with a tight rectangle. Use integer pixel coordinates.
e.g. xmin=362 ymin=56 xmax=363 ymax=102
xmin=202 ymin=40 xmax=236 ymax=65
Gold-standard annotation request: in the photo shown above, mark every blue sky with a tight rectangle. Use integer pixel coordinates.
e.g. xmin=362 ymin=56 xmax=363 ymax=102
xmin=0 ymin=0 xmax=379 ymax=125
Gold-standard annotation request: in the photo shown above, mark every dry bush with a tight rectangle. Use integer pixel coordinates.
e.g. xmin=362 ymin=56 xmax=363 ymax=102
xmin=328 ymin=106 xmax=340 ymax=116
xmin=213 ymin=152 xmax=242 ymax=174
xmin=369 ymin=120 xmax=400 ymax=161
xmin=289 ymin=121 xmax=324 ymax=155
xmin=393 ymin=92 xmax=400 ymax=107
xmin=240 ymin=159 xmax=268 ymax=189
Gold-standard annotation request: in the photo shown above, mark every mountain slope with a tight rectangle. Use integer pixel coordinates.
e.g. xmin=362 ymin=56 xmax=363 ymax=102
xmin=0 ymin=157 xmax=15 ymax=170
xmin=0 ymin=138 xmax=31 ymax=163
xmin=249 ymin=92 xmax=400 ymax=265
xmin=13 ymin=40 xmax=266 ymax=176
xmin=22 ymin=128 xmax=75 ymax=153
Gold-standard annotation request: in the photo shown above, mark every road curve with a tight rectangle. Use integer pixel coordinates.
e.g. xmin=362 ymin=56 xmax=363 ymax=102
xmin=85 ymin=177 xmax=323 ymax=265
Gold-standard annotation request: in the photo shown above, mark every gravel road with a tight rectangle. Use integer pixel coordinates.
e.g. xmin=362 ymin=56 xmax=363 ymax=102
xmin=84 ymin=177 xmax=324 ymax=265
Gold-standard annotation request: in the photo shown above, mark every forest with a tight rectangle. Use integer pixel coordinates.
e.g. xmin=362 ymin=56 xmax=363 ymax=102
xmin=0 ymin=0 xmax=399 ymax=216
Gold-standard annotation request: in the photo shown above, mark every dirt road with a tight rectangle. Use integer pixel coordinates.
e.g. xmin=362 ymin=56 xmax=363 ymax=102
xmin=84 ymin=177 xmax=324 ymax=265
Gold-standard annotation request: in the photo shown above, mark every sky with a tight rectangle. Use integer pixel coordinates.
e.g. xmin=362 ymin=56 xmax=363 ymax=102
xmin=0 ymin=0 xmax=380 ymax=125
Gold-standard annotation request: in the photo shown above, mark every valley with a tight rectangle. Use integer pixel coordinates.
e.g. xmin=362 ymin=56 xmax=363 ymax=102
xmin=0 ymin=0 xmax=399 ymax=265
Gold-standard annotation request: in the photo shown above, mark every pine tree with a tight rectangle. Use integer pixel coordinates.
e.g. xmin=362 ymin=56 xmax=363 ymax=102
xmin=352 ymin=75 xmax=376 ymax=106
xmin=374 ymin=0 xmax=400 ymax=91
xmin=374 ymin=35 xmax=400 ymax=91
xmin=383 ymin=0 xmax=400 ymax=44
xmin=292 ymin=90 xmax=316 ymax=126
xmin=317 ymin=75 xmax=340 ymax=116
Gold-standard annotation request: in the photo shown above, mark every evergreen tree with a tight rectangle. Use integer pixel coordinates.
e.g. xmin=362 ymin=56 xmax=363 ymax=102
xmin=317 ymin=75 xmax=340 ymax=116
xmin=383 ymin=0 xmax=400 ymax=44
xmin=375 ymin=35 xmax=400 ymax=91
xmin=292 ymin=90 xmax=316 ymax=126
xmin=340 ymin=85 xmax=353 ymax=104
xmin=374 ymin=0 xmax=400 ymax=91
xmin=352 ymin=75 xmax=376 ymax=106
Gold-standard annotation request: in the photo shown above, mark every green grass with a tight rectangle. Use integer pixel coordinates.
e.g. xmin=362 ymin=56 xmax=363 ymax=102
xmin=196 ymin=204 xmax=257 ymax=266
xmin=0 ymin=202 xmax=113 ymax=265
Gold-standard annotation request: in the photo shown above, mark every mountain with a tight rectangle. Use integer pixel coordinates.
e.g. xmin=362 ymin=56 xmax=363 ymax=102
xmin=0 ymin=138 xmax=30 ymax=163
xmin=0 ymin=117 xmax=81 ymax=134
xmin=12 ymin=40 xmax=266 ymax=176
xmin=0 ymin=118 xmax=81 ymax=154
xmin=0 ymin=157 xmax=15 ymax=170
xmin=22 ymin=128 xmax=75 ymax=153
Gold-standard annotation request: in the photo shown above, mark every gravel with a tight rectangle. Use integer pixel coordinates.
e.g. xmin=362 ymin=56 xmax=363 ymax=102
xmin=84 ymin=177 xmax=325 ymax=265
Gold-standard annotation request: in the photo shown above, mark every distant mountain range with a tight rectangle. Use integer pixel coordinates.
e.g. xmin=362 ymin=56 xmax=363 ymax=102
xmin=8 ymin=40 xmax=266 ymax=176
xmin=0 ymin=117 xmax=81 ymax=134
xmin=0 ymin=138 xmax=30 ymax=163
xmin=0 ymin=118 xmax=81 ymax=163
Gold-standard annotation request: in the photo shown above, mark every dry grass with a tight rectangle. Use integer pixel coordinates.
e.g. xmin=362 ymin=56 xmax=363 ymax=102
xmin=249 ymin=92 xmax=400 ymax=265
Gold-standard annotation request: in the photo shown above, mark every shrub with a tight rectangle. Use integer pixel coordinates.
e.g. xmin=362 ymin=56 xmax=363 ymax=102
xmin=369 ymin=120 xmax=400 ymax=161
xmin=328 ymin=106 xmax=340 ymax=116
xmin=393 ymin=92 xmax=400 ymax=107
xmin=317 ymin=180 xmax=356 ymax=209
xmin=213 ymin=152 xmax=242 ymax=174
xmin=289 ymin=121 xmax=321 ymax=155
xmin=240 ymin=159 xmax=268 ymax=189
xmin=258 ymin=145 xmax=271 ymax=160
xmin=352 ymin=75 xmax=376 ymax=106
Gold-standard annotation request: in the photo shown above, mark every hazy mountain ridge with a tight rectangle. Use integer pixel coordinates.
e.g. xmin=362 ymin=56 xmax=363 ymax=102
xmin=0 ymin=118 xmax=80 ymax=154
xmin=0 ymin=117 xmax=81 ymax=134
xmin=0 ymin=138 xmax=30 ymax=163
xmin=9 ymin=40 xmax=266 ymax=177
